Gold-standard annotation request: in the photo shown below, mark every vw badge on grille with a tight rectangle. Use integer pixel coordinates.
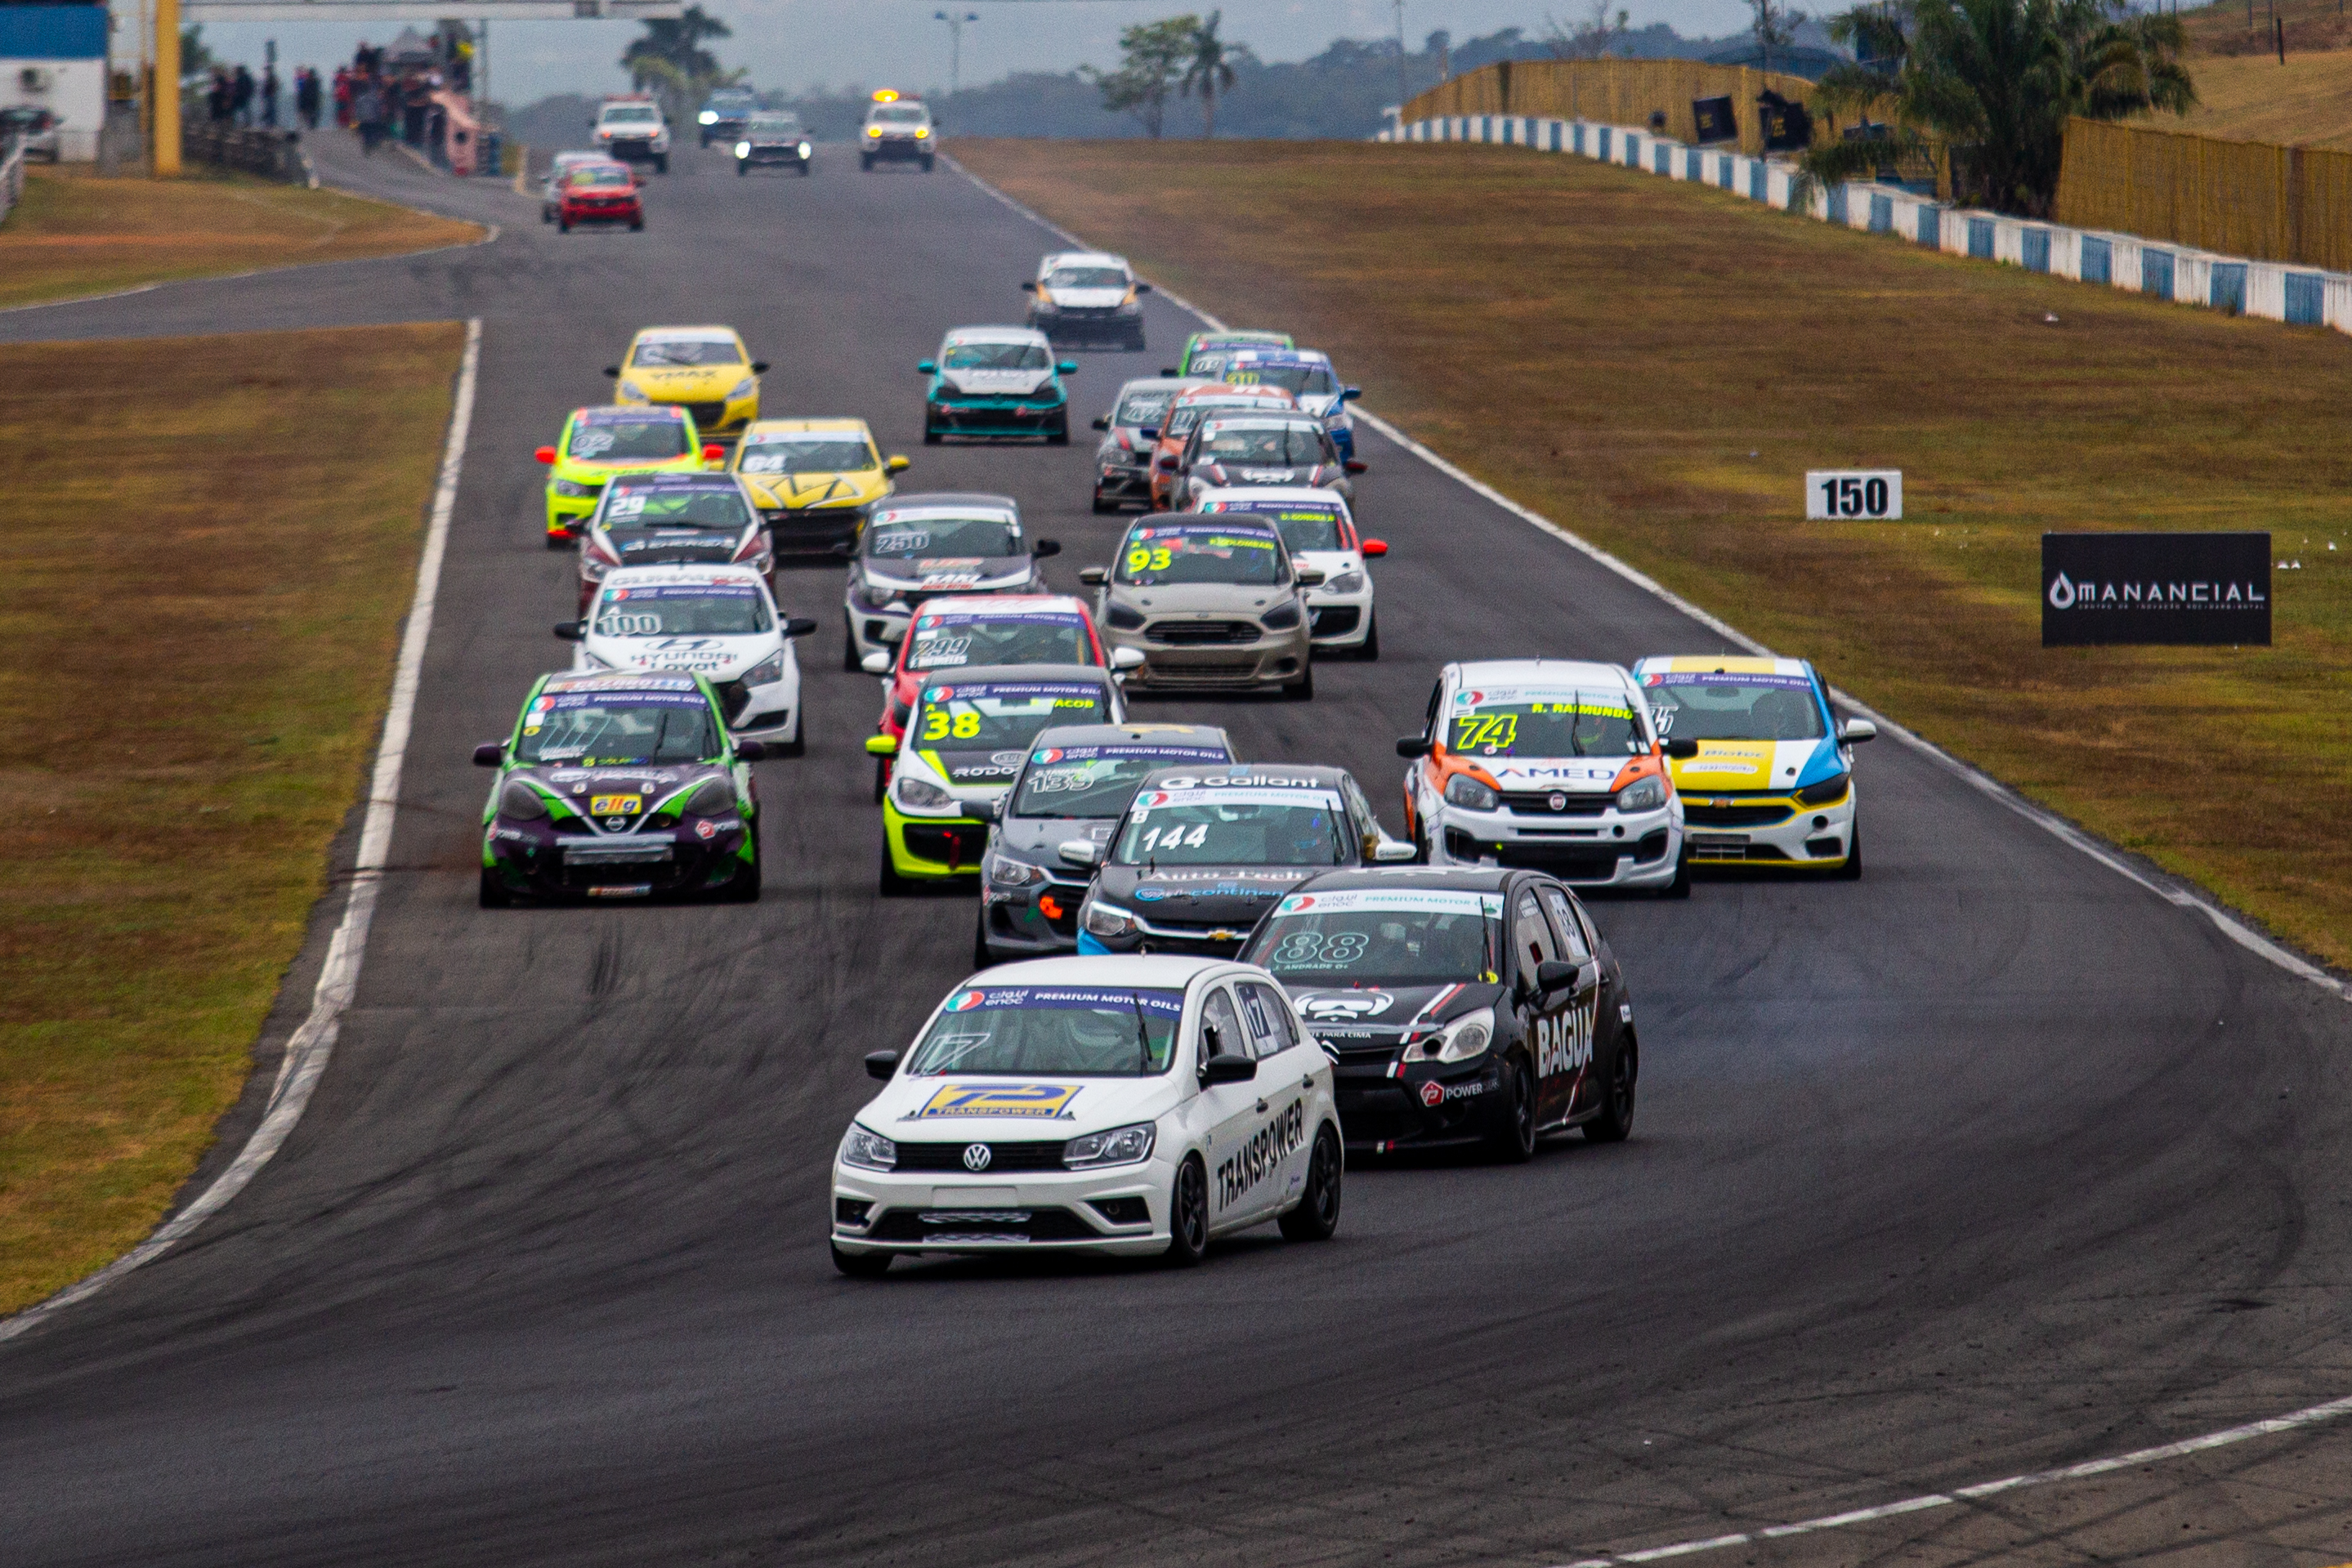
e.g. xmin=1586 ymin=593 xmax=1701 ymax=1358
xmin=962 ymin=1143 xmax=992 ymax=1172
xmin=1548 ymin=793 xmax=1567 ymax=812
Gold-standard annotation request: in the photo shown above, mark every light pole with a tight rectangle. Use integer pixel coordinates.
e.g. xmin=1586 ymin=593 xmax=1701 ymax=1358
xmin=1393 ymin=0 xmax=1406 ymax=116
xmin=933 ymin=10 xmax=978 ymax=98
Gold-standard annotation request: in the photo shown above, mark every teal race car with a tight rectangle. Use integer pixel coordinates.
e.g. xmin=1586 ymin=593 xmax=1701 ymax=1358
xmin=919 ymin=326 xmax=1075 ymax=444
xmin=472 ymin=669 xmax=769 ymax=905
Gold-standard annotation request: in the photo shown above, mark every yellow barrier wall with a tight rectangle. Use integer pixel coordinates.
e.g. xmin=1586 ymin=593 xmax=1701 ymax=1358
xmin=1400 ymin=59 xmax=1833 ymax=158
xmin=2055 ymin=116 xmax=2352 ymax=270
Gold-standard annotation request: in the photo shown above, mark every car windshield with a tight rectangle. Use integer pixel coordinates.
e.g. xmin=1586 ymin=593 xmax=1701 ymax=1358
xmin=872 ymin=105 xmax=928 ymax=123
xmin=903 ymin=986 xmax=1183 ymax=1076
xmin=943 ymin=342 xmax=1050 ymax=371
xmin=904 ymin=614 xmax=1091 ymax=671
xmin=1114 ymin=793 xmax=1346 ymax=867
xmin=566 ymin=167 xmax=633 ymax=188
xmin=1243 ymin=891 xmax=1505 ymax=985
xmin=1201 ymin=425 xmax=1326 ymax=465
xmin=1046 ymin=266 xmax=1128 ymax=288
xmin=1116 ymin=523 xmax=1282 ymax=587
xmin=568 ymin=418 xmax=685 ymax=460
xmin=865 ymin=516 xmax=1019 ymax=558
xmin=603 ymin=106 xmax=659 ymax=123
xmin=911 ymin=682 xmax=1107 ymax=752
xmin=592 ymin=584 xmax=770 ymax=636
xmin=1011 ymin=744 xmax=1232 ymax=819
xmin=738 ymin=434 xmax=875 ymax=475
xmin=1448 ymin=695 xmax=1647 ymax=758
xmin=1114 ymin=391 xmax=1177 ymax=427
xmin=1641 ymin=672 xmax=1825 ymax=741
xmin=747 ymin=114 xmax=801 ymax=134
xmin=1210 ymin=503 xmax=1344 ymax=552
xmin=516 ymin=691 xmax=720 ymax=765
xmin=601 ymin=482 xmax=752 ymax=531
xmin=1166 ymin=397 xmax=1279 ymax=437
xmin=631 ymin=337 xmax=742 ymax=367
xmin=1223 ymin=363 xmax=1339 ymax=396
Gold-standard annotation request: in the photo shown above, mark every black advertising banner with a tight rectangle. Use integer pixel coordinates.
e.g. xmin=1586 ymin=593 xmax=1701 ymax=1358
xmin=1691 ymin=96 xmax=1736 ymax=145
xmin=2041 ymin=532 xmax=2270 ymax=646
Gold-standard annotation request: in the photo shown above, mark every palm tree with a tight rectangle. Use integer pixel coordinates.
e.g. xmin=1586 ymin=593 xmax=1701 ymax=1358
xmin=1800 ymin=0 xmax=2195 ymax=217
xmin=1181 ymin=11 xmax=1237 ymax=139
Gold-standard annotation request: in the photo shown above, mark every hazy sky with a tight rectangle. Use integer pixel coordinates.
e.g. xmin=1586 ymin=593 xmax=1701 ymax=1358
xmin=189 ymin=0 xmax=1759 ymax=106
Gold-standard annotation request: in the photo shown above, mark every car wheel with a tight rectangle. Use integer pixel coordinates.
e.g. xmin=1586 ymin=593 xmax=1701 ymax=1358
xmin=922 ymin=428 xmax=941 ymax=445
xmin=478 ymin=867 xmax=511 ymax=909
xmin=972 ymin=910 xmax=995 ymax=970
xmin=1285 ymin=663 xmax=1315 ymax=701
xmin=655 ymin=154 xmax=668 ymax=174
xmin=861 ymin=154 xmax=874 ymax=172
xmin=539 ymin=208 xmax=551 ymax=224
xmin=1661 ymin=851 xmax=1692 ymax=899
xmin=831 ymin=1241 xmax=892 ymax=1278
xmin=1487 ymin=1053 xmax=1537 ymax=1163
xmin=771 ymin=713 xmax=805 ymax=758
xmin=872 ymin=757 xmax=890 ymax=805
xmin=921 ymin=157 xmax=935 ymax=172
xmin=725 ymin=831 xmax=762 ymax=901
xmin=736 ymin=160 xmax=746 ymax=176
xmin=628 ymin=217 xmax=644 ymax=232
xmin=799 ymin=161 xmax=812 ymax=176
xmin=1092 ymin=493 xmax=1116 ymax=515
xmin=1837 ymin=823 xmax=1863 ymax=880
xmin=1046 ymin=419 xmax=1070 ymax=446
xmin=544 ymin=531 xmax=570 ymax=550
xmin=1278 ymin=1124 xmax=1343 ymax=1241
xmin=878 ymin=838 xmax=910 ymax=897
xmin=1163 ymin=1155 xmax=1210 ymax=1266
xmin=1357 ymin=613 xmax=1379 ymax=661
xmin=1585 ymin=1034 xmax=1638 ymax=1143
xmin=557 ymin=217 xmax=570 ymax=233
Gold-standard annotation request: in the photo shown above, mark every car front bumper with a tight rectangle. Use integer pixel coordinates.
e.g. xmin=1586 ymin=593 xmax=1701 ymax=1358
xmin=1305 ymin=587 xmax=1374 ymax=648
xmin=1427 ymin=800 xmax=1684 ymax=887
xmin=883 ymin=799 xmax=992 ymax=879
xmin=483 ymin=819 xmax=752 ymax=899
xmin=927 ymin=396 xmax=1066 ymax=439
xmin=1094 ymin=461 xmax=1152 ymax=504
xmin=766 ymin=503 xmax=865 ymax=556
xmin=833 ymin=1155 xmax=1173 ymax=1258
xmin=1101 ymin=627 xmax=1310 ymax=690
xmin=978 ymin=869 xmax=1093 ymax=957
xmin=865 ymin=136 xmax=932 ymax=161
xmin=1332 ymin=1055 xmax=1509 ymax=1153
xmin=1682 ymin=788 xmax=1855 ymax=868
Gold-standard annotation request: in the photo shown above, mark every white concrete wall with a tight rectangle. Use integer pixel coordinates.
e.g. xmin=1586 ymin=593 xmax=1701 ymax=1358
xmin=2 ymin=56 xmax=104 ymax=160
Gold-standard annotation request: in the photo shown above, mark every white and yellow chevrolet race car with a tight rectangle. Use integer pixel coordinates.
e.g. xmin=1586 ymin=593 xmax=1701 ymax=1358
xmin=1630 ymin=655 xmax=1876 ymax=876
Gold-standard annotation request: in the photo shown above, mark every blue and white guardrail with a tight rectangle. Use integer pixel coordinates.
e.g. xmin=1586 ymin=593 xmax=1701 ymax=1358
xmin=1383 ymin=114 xmax=2352 ymax=333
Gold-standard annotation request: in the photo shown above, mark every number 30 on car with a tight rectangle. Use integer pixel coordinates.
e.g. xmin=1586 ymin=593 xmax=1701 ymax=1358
xmin=829 ymin=955 xmax=1344 ymax=1274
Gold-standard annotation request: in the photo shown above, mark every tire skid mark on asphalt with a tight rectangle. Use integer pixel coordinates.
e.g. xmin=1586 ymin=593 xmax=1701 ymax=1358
xmin=0 ymin=316 xmax=484 ymax=1346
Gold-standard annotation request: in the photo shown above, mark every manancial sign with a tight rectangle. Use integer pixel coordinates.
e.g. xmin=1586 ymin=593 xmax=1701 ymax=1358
xmin=2041 ymin=532 xmax=2270 ymax=646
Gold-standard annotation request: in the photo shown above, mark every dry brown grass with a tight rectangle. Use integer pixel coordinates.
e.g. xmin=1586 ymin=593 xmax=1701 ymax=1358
xmin=0 ymin=322 xmax=463 ymax=1314
xmin=0 ymin=164 xmax=481 ymax=310
xmin=955 ymin=139 xmax=2352 ymax=968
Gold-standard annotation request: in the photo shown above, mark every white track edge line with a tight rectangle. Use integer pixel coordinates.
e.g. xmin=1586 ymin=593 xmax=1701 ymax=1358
xmin=950 ymin=154 xmax=2348 ymax=1005
xmin=0 ymin=222 xmax=499 ymax=318
xmin=0 ymin=315 xmax=481 ymax=1345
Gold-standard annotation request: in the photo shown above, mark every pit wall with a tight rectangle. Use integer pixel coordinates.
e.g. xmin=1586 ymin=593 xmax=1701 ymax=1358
xmin=1383 ymin=113 xmax=2352 ymax=334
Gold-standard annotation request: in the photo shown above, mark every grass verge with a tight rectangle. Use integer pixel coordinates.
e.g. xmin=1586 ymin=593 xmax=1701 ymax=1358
xmin=955 ymin=139 xmax=2352 ymax=969
xmin=0 ymin=322 xmax=463 ymax=1316
xmin=0 ymin=164 xmax=481 ymax=310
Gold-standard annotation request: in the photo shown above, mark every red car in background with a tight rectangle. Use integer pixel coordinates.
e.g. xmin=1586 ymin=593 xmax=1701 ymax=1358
xmin=555 ymin=160 xmax=644 ymax=233
xmin=865 ymin=594 xmax=1130 ymax=799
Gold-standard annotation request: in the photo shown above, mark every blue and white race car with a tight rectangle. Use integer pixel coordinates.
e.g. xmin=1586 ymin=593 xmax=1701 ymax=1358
xmin=1178 ymin=346 xmax=1361 ymax=461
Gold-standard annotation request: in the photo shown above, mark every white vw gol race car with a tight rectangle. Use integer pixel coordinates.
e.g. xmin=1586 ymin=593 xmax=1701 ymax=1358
xmin=557 ymin=565 xmax=819 ymax=753
xmin=830 ymin=955 xmax=1344 ymax=1274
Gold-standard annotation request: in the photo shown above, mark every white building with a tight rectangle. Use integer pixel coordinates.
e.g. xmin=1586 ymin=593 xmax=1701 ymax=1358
xmin=2 ymin=4 xmax=109 ymax=161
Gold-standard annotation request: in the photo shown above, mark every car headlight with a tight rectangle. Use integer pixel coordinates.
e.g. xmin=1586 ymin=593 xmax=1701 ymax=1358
xmin=727 ymin=377 xmax=756 ymax=400
xmin=741 ymin=650 xmax=788 ymax=687
xmin=914 ymin=126 xmax=931 ymax=139
xmin=867 ymin=126 xmax=883 ymax=138
xmin=700 ymin=109 xmax=719 ymax=124
xmin=1795 ymin=772 xmax=1851 ymax=806
xmin=683 ymin=777 xmax=738 ymax=815
xmin=1615 ymin=776 xmax=1666 ymax=813
xmin=498 ymin=780 xmax=549 ymax=820
xmin=1082 ymin=901 xmax=1138 ymax=938
xmin=987 ymin=854 xmax=1044 ymax=888
xmin=798 ymin=141 xmax=812 ymax=157
xmin=839 ymin=1123 xmax=897 ymax=1171
xmin=733 ymin=140 xmax=750 ymax=157
xmin=1063 ymin=1121 xmax=1156 ymax=1169
xmin=862 ymin=581 xmax=908 ymax=610
xmin=1259 ymin=598 xmax=1303 ymax=631
xmin=617 ymin=380 xmax=648 ymax=402
xmin=1406 ymin=1007 xmax=1495 ymax=1064
xmin=1320 ymin=570 xmax=1366 ymax=595
xmin=894 ymin=775 xmax=955 ymax=812
xmin=1104 ymin=602 xmax=1146 ymax=631
xmin=551 ymin=476 xmax=600 ymax=498
xmin=1444 ymin=773 xmax=1499 ymax=811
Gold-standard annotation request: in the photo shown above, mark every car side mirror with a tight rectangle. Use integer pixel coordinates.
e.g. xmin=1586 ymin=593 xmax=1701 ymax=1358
xmin=1135 ymin=281 xmax=1154 ymax=294
xmin=1535 ymin=958 xmax=1580 ymax=997
xmin=861 ymin=651 xmax=894 ymax=675
xmin=1160 ymin=366 xmax=1180 ymax=377
xmin=1156 ymin=456 xmax=1179 ymax=472
xmin=703 ymin=444 xmax=724 ymax=462
xmin=1111 ymin=646 xmax=1147 ymax=670
xmin=916 ymin=360 xmax=936 ymax=373
xmin=1344 ymin=460 xmax=1368 ymax=475
xmin=472 ymin=742 xmax=505 ymax=767
xmin=864 ymin=1049 xmax=899 ymax=1081
xmin=1665 ymin=738 xmax=1701 ymax=760
xmin=1842 ymin=718 xmax=1878 ymax=744
xmin=1058 ymin=361 xmax=1079 ymax=374
xmin=1343 ymin=386 xmax=1362 ymax=400
xmin=1138 ymin=426 xmax=1160 ymax=440
xmin=1092 ymin=416 xmax=1111 ymax=431
xmin=1294 ymin=567 xmax=1326 ymax=587
xmin=1057 ymin=838 xmax=1100 ymax=870
xmin=602 ymin=365 xmax=619 ymax=377
xmin=1080 ymin=566 xmax=1108 ymax=587
xmin=968 ymin=797 xmax=1004 ymax=824
xmin=1361 ymin=538 xmax=1388 ymax=557
xmin=1020 ymin=280 xmax=1037 ymax=293
xmin=782 ymin=616 xmax=819 ymax=638
xmin=552 ymin=620 xmax=584 ymax=641
xmin=751 ymin=361 xmax=769 ymax=375
xmin=1202 ymin=1053 xmax=1257 ymax=1086
xmin=865 ymin=733 xmax=899 ymax=756
xmin=886 ymin=455 xmax=910 ymax=473
xmin=1397 ymin=736 xmax=1430 ymax=758
xmin=534 ymin=444 xmax=557 ymax=464
xmin=1374 ymin=839 xmax=1418 ymax=863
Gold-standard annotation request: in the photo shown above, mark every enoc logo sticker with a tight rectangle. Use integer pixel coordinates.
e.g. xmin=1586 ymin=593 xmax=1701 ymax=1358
xmin=914 ymin=1083 xmax=1082 ymax=1119
xmin=1298 ymin=992 xmax=1393 ymax=1021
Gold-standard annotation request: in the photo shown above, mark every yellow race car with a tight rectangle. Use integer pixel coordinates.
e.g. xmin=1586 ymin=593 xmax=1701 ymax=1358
xmin=534 ymin=404 xmax=718 ymax=545
xmin=606 ymin=325 xmax=766 ymax=441
xmin=731 ymin=418 xmax=910 ymax=556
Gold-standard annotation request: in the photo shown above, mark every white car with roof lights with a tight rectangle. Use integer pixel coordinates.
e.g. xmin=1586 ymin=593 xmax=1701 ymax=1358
xmin=1399 ymin=659 xmax=1696 ymax=896
xmin=1195 ymin=486 xmax=1387 ymax=659
xmin=829 ymin=954 xmax=1344 ymax=1274
xmin=1023 ymin=250 xmax=1152 ymax=351
xmin=1630 ymin=655 xmax=1876 ymax=876
xmin=557 ymin=565 xmax=819 ymax=753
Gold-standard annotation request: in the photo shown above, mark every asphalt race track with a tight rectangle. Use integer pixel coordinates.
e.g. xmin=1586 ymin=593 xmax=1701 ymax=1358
xmin=6 ymin=133 xmax=2352 ymax=1568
